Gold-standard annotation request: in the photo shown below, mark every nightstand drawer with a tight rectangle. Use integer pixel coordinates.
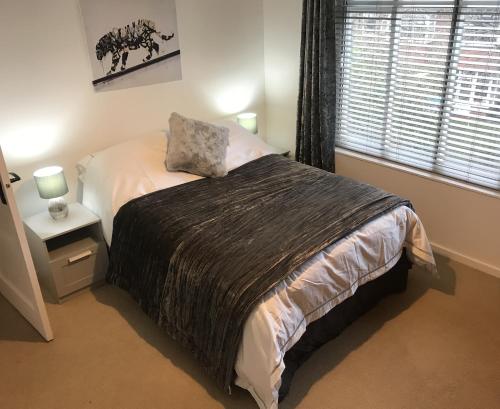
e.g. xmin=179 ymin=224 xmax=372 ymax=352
xmin=49 ymin=238 xmax=107 ymax=298
xmin=24 ymin=203 xmax=109 ymax=303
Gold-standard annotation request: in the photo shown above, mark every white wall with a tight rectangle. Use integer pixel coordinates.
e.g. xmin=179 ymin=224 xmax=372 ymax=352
xmin=263 ymin=0 xmax=302 ymax=152
xmin=0 ymin=0 xmax=265 ymax=217
xmin=263 ymin=0 xmax=500 ymax=276
xmin=336 ymin=154 xmax=500 ymax=277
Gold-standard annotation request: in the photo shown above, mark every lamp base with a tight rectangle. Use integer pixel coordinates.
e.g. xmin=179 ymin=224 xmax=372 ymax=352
xmin=48 ymin=197 xmax=68 ymax=220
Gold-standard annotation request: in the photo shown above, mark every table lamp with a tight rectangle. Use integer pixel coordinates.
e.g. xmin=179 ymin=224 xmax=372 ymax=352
xmin=237 ymin=112 xmax=258 ymax=134
xmin=33 ymin=166 xmax=69 ymax=220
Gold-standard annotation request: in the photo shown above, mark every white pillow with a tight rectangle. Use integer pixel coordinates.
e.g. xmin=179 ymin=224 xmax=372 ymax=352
xmin=76 ymin=130 xmax=168 ymax=183
xmin=77 ymin=130 xmax=201 ymax=244
xmin=76 ymin=124 xmax=281 ymax=185
xmin=212 ymin=120 xmax=282 ymax=170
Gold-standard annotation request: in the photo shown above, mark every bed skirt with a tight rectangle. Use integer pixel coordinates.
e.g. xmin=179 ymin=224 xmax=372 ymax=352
xmin=278 ymin=250 xmax=412 ymax=401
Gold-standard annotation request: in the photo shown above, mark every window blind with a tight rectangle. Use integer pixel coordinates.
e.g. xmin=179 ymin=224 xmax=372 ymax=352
xmin=336 ymin=0 xmax=500 ymax=189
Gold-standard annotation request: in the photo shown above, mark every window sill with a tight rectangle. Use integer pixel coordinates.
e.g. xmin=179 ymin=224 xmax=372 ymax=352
xmin=335 ymin=147 xmax=500 ymax=200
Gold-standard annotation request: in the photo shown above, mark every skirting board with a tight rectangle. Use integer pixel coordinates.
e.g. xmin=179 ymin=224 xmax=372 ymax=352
xmin=431 ymin=242 xmax=500 ymax=279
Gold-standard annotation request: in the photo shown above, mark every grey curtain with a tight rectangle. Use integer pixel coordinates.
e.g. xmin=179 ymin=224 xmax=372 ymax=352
xmin=296 ymin=0 xmax=344 ymax=172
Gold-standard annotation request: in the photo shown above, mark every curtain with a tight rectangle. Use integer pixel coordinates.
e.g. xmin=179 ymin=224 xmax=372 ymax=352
xmin=296 ymin=0 xmax=344 ymax=172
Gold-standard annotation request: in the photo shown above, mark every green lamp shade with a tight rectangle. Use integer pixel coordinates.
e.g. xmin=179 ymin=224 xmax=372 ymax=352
xmin=33 ymin=166 xmax=69 ymax=199
xmin=237 ymin=112 xmax=258 ymax=134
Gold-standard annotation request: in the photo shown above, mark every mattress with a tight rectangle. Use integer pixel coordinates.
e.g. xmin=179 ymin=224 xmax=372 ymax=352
xmin=79 ymin=132 xmax=436 ymax=409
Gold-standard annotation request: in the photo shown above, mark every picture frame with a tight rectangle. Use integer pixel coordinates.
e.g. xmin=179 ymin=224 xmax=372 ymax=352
xmin=80 ymin=0 xmax=182 ymax=91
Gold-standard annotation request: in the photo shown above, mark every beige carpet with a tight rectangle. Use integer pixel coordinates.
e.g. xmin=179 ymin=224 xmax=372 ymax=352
xmin=1 ymin=254 xmax=499 ymax=409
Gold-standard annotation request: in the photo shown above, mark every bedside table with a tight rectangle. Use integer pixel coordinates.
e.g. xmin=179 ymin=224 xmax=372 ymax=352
xmin=24 ymin=203 xmax=108 ymax=303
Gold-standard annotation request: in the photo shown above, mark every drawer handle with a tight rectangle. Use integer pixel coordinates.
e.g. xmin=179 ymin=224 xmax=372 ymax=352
xmin=68 ymin=250 xmax=93 ymax=265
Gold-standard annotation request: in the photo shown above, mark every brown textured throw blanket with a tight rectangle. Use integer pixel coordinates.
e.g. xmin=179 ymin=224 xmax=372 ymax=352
xmin=107 ymin=154 xmax=411 ymax=392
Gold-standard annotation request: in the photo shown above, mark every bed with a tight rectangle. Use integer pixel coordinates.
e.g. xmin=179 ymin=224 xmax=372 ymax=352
xmin=78 ymin=120 xmax=436 ymax=409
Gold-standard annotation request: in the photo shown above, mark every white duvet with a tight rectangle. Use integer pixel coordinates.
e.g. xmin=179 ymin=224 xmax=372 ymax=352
xmin=79 ymin=128 xmax=436 ymax=409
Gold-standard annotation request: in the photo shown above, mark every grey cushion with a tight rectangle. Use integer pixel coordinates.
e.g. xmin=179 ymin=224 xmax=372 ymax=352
xmin=166 ymin=113 xmax=229 ymax=177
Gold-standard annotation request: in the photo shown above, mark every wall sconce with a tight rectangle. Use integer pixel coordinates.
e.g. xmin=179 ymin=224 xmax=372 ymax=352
xmin=33 ymin=166 xmax=69 ymax=220
xmin=237 ymin=112 xmax=258 ymax=134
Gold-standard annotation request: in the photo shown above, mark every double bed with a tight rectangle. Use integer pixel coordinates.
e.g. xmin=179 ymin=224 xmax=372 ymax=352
xmin=78 ymin=120 xmax=436 ymax=409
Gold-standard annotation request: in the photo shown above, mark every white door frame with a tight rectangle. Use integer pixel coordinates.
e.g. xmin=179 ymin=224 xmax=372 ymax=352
xmin=0 ymin=146 xmax=53 ymax=341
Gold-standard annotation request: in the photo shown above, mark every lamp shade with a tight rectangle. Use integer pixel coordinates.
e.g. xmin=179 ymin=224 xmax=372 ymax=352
xmin=237 ymin=112 xmax=258 ymax=134
xmin=33 ymin=166 xmax=69 ymax=199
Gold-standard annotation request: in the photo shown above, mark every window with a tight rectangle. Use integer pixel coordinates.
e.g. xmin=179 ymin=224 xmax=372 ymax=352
xmin=336 ymin=0 xmax=500 ymax=190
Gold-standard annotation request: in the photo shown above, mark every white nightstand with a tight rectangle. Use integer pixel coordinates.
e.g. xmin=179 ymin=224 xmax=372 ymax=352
xmin=24 ymin=203 xmax=108 ymax=303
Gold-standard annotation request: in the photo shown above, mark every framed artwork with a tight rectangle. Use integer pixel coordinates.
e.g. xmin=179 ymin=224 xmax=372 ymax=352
xmin=80 ymin=0 xmax=182 ymax=91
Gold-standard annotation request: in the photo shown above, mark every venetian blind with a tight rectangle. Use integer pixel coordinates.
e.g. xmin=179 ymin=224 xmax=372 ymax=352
xmin=336 ymin=0 xmax=500 ymax=189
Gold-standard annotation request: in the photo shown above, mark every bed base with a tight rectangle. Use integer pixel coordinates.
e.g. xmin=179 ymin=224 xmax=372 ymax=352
xmin=278 ymin=250 xmax=411 ymax=401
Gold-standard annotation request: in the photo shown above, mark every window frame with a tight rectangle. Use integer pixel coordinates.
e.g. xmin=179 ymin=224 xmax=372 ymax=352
xmin=335 ymin=1 xmax=500 ymax=191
